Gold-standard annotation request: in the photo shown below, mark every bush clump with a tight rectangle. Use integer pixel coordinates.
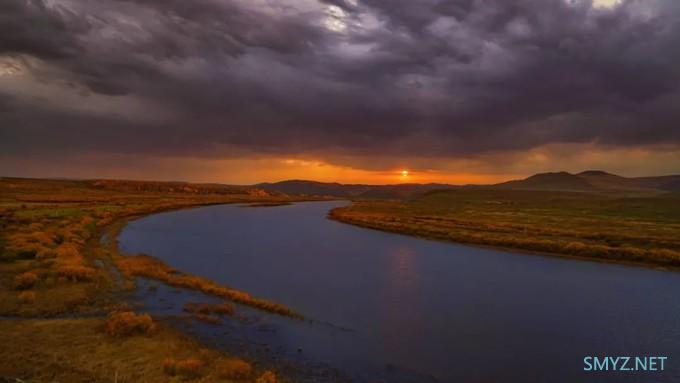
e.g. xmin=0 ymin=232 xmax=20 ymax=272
xmin=57 ymin=265 xmax=97 ymax=282
xmin=162 ymin=358 xmax=177 ymax=375
xmin=17 ymin=291 xmax=36 ymax=304
xmin=163 ymin=358 xmax=204 ymax=378
xmin=116 ymin=255 xmax=302 ymax=318
xmin=13 ymin=271 xmax=38 ymax=290
xmin=105 ymin=311 xmax=156 ymax=337
xmin=256 ymin=371 xmax=278 ymax=383
xmin=183 ymin=302 xmax=234 ymax=316
xmin=217 ymin=357 xmax=252 ymax=380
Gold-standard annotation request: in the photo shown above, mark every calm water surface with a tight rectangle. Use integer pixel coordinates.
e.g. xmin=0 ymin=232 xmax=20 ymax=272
xmin=119 ymin=201 xmax=680 ymax=382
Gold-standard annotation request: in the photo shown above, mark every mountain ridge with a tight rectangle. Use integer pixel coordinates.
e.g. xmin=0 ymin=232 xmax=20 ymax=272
xmin=256 ymin=171 xmax=680 ymax=198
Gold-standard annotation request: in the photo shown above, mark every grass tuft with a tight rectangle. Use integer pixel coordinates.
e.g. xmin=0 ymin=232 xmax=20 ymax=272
xmin=217 ymin=357 xmax=253 ymax=380
xmin=17 ymin=291 xmax=36 ymax=304
xmin=56 ymin=265 xmax=98 ymax=282
xmin=104 ymin=311 xmax=156 ymax=337
xmin=13 ymin=272 xmax=38 ymax=290
xmin=116 ymin=255 xmax=302 ymax=319
xmin=183 ymin=301 xmax=235 ymax=316
xmin=162 ymin=357 xmax=205 ymax=378
xmin=256 ymin=370 xmax=279 ymax=383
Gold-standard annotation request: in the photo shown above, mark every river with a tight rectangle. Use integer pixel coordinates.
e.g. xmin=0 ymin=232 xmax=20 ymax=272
xmin=118 ymin=201 xmax=680 ymax=382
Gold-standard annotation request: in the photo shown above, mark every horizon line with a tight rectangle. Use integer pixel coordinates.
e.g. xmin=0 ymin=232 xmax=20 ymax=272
xmin=3 ymin=169 xmax=680 ymax=187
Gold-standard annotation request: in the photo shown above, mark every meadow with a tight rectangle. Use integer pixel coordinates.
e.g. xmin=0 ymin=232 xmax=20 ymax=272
xmin=330 ymin=189 xmax=680 ymax=268
xmin=5 ymin=177 xmax=680 ymax=381
xmin=0 ymin=177 xmax=319 ymax=382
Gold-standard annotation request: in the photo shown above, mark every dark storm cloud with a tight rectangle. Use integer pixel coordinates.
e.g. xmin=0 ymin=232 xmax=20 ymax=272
xmin=1 ymin=0 xmax=679 ymax=164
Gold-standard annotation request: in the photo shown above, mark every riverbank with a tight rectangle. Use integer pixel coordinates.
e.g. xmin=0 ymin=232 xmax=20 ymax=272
xmin=117 ymin=198 xmax=680 ymax=383
xmin=0 ymin=177 xmax=323 ymax=382
xmin=329 ymin=189 xmax=680 ymax=269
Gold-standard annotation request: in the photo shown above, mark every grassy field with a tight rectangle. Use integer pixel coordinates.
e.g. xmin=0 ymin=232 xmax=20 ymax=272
xmin=5 ymin=178 xmax=679 ymax=381
xmin=330 ymin=189 xmax=680 ymax=267
xmin=0 ymin=317 xmax=278 ymax=382
xmin=0 ymin=177 xmax=320 ymax=382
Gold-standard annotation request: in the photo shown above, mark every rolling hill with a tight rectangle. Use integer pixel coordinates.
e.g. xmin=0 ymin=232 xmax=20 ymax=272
xmin=256 ymin=170 xmax=680 ymax=198
xmin=256 ymin=180 xmax=459 ymax=199
xmin=494 ymin=170 xmax=680 ymax=192
xmin=493 ymin=171 xmax=596 ymax=191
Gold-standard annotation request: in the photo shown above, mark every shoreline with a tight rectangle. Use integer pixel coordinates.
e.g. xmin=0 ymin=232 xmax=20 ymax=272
xmin=328 ymin=205 xmax=680 ymax=274
xmin=102 ymin=201 xmax=307 ymax=318
xmin=100 ymin=201 xmax=351 ymax=382
xmin=0 ymin=178 xmax=330 ymax=382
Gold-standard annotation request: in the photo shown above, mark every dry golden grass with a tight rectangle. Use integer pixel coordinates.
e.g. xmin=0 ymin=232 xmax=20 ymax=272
xmin=163 ymin=357 xmax=205 ymax=378
xmin=256 ymin=370 xmax=279 ymax=383
xmin=0 ymin=177 xmax=310 ymax=317
xmin=184 ymin=302 xmax=235 ymax=316
xmin=217 ymin=357 xmax=253 ymax=380
xmin=116 ymin=255 xmax=302 ymax=319
xmin=56 ymin=264 xmax=98 ymax=282
xmin=331 ymin=189 xmax=680 ymax=267
xmin=105 ymin=311 xmax=156 ymax=337
xmin=0 ymin=318 xmax=281 ymax=382
xmin=12 ymin=271 xmax=38 ymax=290
xmin=0 ymin=177 xmax=315 ymax=381
xmin=17 ymin=290 xmax=36 ymax=304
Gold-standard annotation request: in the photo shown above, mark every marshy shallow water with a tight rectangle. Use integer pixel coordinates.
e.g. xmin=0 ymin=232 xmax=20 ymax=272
xmin=119 ymin=201 xmax=680 ymax=382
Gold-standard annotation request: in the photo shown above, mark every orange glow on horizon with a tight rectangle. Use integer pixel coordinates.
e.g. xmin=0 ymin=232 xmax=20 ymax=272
xmin=4 ymin=154 xmax=527 ymax=185
xmin=211 ymin=158 xmax=516 ymax=185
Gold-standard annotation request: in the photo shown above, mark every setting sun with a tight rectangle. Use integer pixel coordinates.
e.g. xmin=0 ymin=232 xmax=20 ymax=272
xmin=2 ymin=0 xmax=680 ymax=381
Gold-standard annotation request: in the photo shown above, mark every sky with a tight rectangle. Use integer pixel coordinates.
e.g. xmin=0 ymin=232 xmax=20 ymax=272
xmin=1 ymin=0 xmax=679 ymax=185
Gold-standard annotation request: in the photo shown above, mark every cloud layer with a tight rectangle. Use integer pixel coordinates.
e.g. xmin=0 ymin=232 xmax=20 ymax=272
xmin=1 ymin=0 xmax=679 ymax=179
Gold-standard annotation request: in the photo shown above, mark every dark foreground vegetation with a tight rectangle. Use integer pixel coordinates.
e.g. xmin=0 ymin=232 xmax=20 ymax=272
xmin=330 ymin=189 xmax=680 ymax=268
xmin=0 ymin=177 xmax=319 ymax=382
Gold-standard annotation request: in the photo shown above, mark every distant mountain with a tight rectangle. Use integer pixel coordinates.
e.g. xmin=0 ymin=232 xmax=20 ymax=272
xmin=493 ymin=171 xmax=596 ymax=191
xmin=575 ymin=170 xmax=654 ymax=191
xmin=633 ymin=175 xmax=680 ymax=192
xmin=257 ymin=180 xmax=459 ymax=199
xmin=491 ymin=170 xmax=680 ymax=192
xmin=257 ymin=171 xmax=680 ymax=198
xmin=354 ymin=183 xmax=459 ymax=199
xmin=257 ymin=180 xmax=372 ymax=197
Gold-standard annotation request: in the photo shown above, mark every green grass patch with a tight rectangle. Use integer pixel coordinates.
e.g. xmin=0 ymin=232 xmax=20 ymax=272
xmin=15 ymin=207 xmax=86 ymax=219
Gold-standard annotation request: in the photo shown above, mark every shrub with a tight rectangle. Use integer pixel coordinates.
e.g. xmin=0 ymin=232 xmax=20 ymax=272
xmin=217 ymin=358 xmax=252 ymax=380
xmin=57 ymin=265 xmax=97 ymax=282
xmin=256 ymin=371 xmax=278 ymax=383
xmin=13 ymin=271 xmax=38 ymax=290
xmin=183 ymin=302 xmax=235 ymax=316
xmin=162 ymin=358 xmax=178 ymax=375
xmin=105 ymin=311 xmax=156 ymax=337
xmin=35 ymin=248 xmax=57 ymax=259
xmin=32 ymin=231 xmax=56 ymax=246
xmin=54 ymin=243 xmax=81 ymax=259
xmin=116 ymin=255 xmax=302 ymax=318
xmin=176 ymin=359 xmax=204 ymax=378
xmin=18 ymin=291 xmax=36 ymax=304
xmin=163 ymin=358 xmax=204 ymax=378
xmin=7 ymin=241 xmax=44 ymax=258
